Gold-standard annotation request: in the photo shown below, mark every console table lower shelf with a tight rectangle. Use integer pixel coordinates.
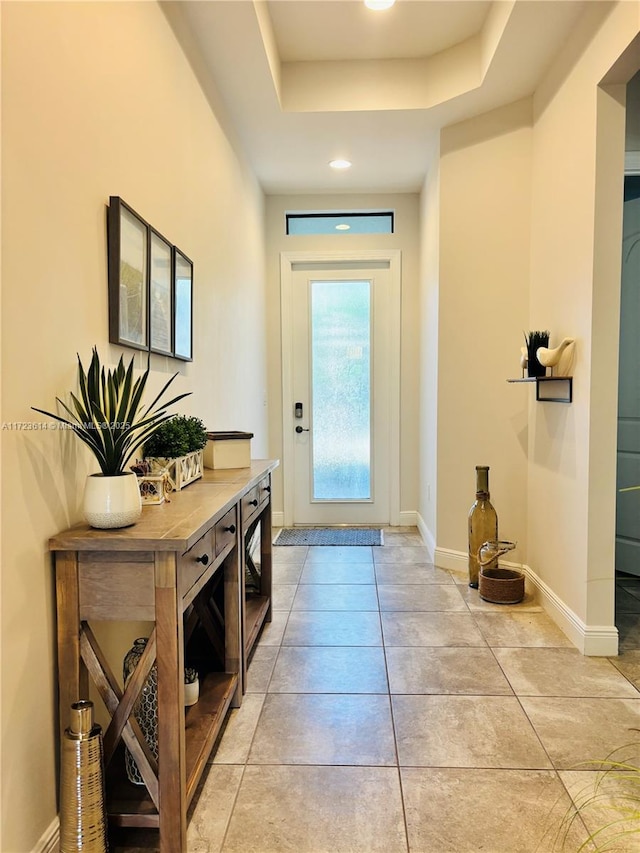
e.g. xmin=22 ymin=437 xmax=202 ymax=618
xmin=105 ymin=671 xmax=238 ymax=828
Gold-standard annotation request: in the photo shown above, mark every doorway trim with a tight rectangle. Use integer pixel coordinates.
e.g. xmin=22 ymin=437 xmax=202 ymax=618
xmin=280 ymin=249 xmax=402 ymax=528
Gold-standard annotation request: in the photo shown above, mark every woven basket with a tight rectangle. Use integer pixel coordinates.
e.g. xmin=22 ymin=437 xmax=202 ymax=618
xmin=479 ymin=566 xmax=525 ymax=604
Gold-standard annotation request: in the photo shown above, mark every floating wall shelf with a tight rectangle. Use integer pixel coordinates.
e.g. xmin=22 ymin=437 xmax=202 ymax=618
xmin=507 ymin=376 xmax=573 ymax=403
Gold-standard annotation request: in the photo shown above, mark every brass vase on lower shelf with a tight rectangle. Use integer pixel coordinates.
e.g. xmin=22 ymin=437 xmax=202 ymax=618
xmin=59 ymin=700 xmax=108 ymax=853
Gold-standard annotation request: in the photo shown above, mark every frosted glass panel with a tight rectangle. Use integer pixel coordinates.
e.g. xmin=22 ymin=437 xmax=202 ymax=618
xmin=311 ymin=280 xmax=371 ymax=500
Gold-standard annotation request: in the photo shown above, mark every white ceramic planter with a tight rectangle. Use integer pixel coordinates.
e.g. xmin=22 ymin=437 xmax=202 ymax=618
xmin=184 ymin=677 xmax=199 ymax=707
xmin=83 ymin=472 xmax=142 ymax=529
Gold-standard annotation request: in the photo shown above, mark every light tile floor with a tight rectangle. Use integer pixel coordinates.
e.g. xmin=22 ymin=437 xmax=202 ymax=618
xmin=115 ymin=530 xmax=640 ymax=853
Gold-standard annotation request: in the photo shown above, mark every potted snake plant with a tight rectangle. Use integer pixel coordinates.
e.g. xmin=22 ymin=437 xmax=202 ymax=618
xmin=32 ymin=347 xmax=190 ymax=528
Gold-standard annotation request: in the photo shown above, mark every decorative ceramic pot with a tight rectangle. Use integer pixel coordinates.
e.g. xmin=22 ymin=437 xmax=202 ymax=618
xmin=184 ymin=668 xmax=199 ymax=707
xmin=83 ymin=472 xmax=142 ymax=529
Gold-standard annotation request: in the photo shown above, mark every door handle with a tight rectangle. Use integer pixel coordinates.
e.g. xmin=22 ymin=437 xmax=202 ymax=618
xmin=295 ymin=425 xmax=310 ymax=434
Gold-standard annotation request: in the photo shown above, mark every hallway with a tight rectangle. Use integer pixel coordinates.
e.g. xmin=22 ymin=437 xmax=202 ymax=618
xmin=119 ymin=532 xmax=640 ymax=852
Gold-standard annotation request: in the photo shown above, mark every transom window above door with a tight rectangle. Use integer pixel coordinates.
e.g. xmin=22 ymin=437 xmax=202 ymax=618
xmin=286 ymin=211 xmax=394 ymax=236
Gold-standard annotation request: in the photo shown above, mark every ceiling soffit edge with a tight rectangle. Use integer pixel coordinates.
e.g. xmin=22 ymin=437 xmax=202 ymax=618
xmin=481 ymin=0 xmax=516 ymax=75
xmin=280 ymin=41 xmax=481 ymax=113
xmin=254 ymin=1 xmax=283 ymax=106
xmin=258 ymin=0 xmax=515 ymax=114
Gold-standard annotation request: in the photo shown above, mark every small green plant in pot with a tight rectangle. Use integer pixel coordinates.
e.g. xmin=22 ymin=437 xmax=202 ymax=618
xmin=144 ymin=415 xmax=208 ymax=491
xmin=32 ymin=347 xmax=190 ymax=528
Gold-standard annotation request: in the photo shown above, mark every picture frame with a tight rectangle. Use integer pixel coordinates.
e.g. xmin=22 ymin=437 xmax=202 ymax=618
xmin=149 ymin=228 xmax=173 ymax=356
xmin=107 ymin=197 xmax=149 ymax=350
xmin=173 ymin=248 xmax=193 ymax=361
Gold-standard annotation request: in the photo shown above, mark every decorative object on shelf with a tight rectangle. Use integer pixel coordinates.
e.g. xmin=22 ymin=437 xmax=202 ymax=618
xmin=123 ymin=638 xmax=200 ymax=785
xmin=144 ymin=415 xmax=208 ymax=491
xmin=477 ymin=540 xmax=524 ymax=604
xmin=519 ymin=347 xmax=528 ymax=378
xmin=59 ymin=700 xmax=108 ymax=853
xmin=204 ymin=431 xmax=254 ymax=470
xmin=138 ymin=475 xmax=167 ymax=504
xmin=107 ymin=196 xmax=193 ymax=360
xmin=524 ymin=330 xmax=550 ymax=377
xmin=123 ymin=638 xmax=157 ymax=786
xmin=184 ymin=668 xmax=199 ymax=706
xmin=468 ymin=466 xmax=498 ymax=589
xmin=536 ymin=336 xmax=575 ymax=376
xmin=32 ymin=347 xmax=190 ymax=528
xmin=130 ymin=460 xmax=171 ymax=505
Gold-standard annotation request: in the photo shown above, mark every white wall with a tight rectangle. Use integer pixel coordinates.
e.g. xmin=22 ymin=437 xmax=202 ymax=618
xmin=418 ymin=145 xmax=440 ymax=554
xmin=0 ymin=2 xmax=266 ymax=849
xmin=264 ymin=193 xmax=420 ymax=525
xmin=432 ymin=100 xmax=532 ymax=572
xmin=423 ymin=1 xmax=640 ymax=655
xmin=526 ymin=0 xmax=639 ymax=650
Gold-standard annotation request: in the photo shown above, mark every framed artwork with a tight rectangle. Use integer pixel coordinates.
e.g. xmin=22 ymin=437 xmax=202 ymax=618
xmin=107 ymin=197 xmax=148 ymax=350
xmin=149 ymin=228 xmax=173 ymax=356
xmin=173 ymin=249 xmax=193 ymax=361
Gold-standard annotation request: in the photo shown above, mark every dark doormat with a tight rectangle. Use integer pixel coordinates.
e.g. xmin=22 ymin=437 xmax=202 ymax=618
xmin=274 ymin=528 xmax=383 ymax=546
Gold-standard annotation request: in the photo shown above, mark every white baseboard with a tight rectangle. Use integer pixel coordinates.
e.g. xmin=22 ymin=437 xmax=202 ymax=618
xmin=431 ymin=547 xmax=618 ymax=656
xmin=433 ymin=546 xmax=524 ymax=578
xmin=524 ymin=564 xmax=619 ymax=656
xmin=434 ymin=546 xmax=467 ymax=572
xmin=415 ymin=514 xmax=435 ymax=559
xmin=397 ymin=510 xmax=417 ymax=527
xmin=33 ymin=817 xmax=58 ymax=853
xmin=272 ymin=511 xmax=284 ymax=529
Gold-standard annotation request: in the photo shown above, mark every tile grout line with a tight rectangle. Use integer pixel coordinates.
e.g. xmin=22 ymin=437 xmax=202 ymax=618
xmin=375 ymin=551 xmax=413 ymax=853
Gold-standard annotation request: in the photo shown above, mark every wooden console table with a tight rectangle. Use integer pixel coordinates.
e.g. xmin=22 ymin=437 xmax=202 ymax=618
xmin=50 ymin=460 xmax=278 ymax=851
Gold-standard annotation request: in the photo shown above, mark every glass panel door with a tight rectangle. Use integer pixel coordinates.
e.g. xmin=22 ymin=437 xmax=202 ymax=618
xmin=290 ymin=263 xmax=392 ymax=525
xmin=310 ymin=280 xmax=371 ymax=501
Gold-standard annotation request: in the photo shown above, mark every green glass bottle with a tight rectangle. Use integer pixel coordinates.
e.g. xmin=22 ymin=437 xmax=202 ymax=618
xmin=468 ymin=466 xmax=498 ymax=588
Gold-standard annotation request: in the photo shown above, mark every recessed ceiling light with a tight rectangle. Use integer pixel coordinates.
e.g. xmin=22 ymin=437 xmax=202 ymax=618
xmin=364 ymin=0 xmax=396 ymax=10
xmin=329 ymin=159 xmax=352 ymax=170
xmin=335 ymin=223 xmax=351 ymax=231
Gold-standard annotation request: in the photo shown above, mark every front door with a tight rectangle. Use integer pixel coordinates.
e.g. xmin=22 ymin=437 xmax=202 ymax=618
xmin=281 ymin=253 xmax=400 ymax=526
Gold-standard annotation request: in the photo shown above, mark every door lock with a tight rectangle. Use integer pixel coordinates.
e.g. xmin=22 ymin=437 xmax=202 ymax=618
xmin=295 ymin=425 xmax=310 ymax=434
